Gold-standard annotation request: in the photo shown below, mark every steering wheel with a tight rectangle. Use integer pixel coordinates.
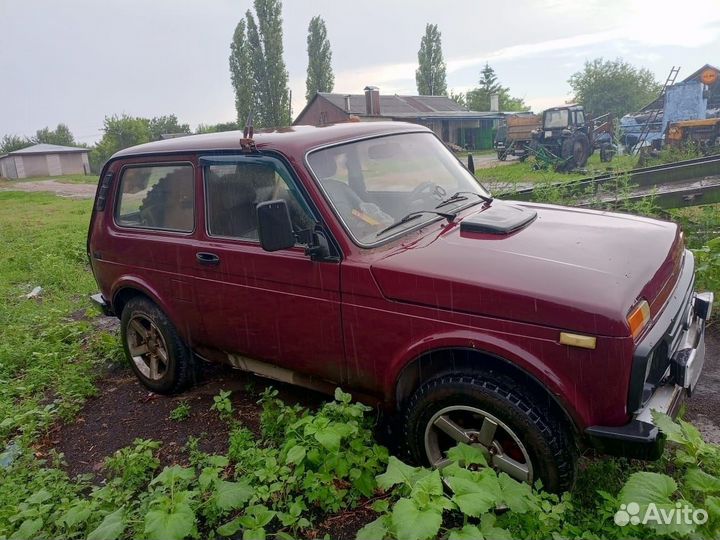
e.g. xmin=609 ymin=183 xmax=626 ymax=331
xmin=409 ymin=181 xmax=446 ymax=203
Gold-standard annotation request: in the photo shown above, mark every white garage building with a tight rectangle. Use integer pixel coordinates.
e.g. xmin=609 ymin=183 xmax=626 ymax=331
xmin=0 ymin=143 xmax=90 ymax=179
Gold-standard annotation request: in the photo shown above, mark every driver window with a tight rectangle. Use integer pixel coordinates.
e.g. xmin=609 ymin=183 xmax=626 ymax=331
xmin=205 ymin=160 xmax=313 ymax=240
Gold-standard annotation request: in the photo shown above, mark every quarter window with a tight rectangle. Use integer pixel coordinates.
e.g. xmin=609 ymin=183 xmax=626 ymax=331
xmin=203 ymin=157 xmax=314 ymax=240
xmin=116 ymin=164 xmax=194 ymax=232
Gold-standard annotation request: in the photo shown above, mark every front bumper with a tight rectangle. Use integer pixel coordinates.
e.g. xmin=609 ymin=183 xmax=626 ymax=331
xmin=586 ymin=291 xmax=713 ymax=459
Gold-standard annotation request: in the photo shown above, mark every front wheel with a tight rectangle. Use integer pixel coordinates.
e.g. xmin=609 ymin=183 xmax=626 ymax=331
xmin=120 ymin=296 xmax=196 ymax=394
xmin=403 ymin=373 xmax=576 ymax=492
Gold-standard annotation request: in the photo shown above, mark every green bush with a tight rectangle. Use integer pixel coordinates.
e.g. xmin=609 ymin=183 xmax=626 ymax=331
xmin=359 ymin=412 xmax=720 ymax=540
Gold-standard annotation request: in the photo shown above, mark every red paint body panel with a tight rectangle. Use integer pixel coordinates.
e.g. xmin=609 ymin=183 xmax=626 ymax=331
xmin=88 ymin=122 xmax=686 ymax=433
xmin=370 ymin=201 xmax=681 ymax=337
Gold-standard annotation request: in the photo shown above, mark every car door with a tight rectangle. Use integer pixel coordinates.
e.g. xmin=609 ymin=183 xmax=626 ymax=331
xmin=190 ymin=154 xmax=345 ymax=384
xmin=103 ymin=158 xmax=205 ymax=341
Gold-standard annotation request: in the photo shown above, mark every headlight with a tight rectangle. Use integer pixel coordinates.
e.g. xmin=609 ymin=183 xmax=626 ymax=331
xmin=628 ymin=299 xmax=651 ymax=338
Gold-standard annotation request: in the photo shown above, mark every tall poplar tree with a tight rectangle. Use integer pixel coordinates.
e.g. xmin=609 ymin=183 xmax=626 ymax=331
xmin=230 ymin=0 xmax=291 ymax=128
xmin=229 ymin=19 xmax=254 ymax=126
xmin=305 ymin=16 xmax=334 ymax=101
xmin=415 ymin=24 xmax=447 ymax=96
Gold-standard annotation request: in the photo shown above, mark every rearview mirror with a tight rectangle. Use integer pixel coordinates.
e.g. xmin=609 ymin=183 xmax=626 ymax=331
xmin=257 ymin=200 xmax=295 ymax=252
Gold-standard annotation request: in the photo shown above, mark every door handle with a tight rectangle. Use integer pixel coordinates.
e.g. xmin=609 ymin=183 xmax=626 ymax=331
xmin=196 ymin=252 xmax=220 ymax=266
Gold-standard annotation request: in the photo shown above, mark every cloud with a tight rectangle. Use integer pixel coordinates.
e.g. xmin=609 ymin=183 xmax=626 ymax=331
xmin=446 ymin=30 xmax=619 ymax=73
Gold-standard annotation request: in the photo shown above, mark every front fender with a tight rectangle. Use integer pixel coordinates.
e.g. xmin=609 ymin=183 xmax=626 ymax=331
xmin=386 ymin=329 xmax=586 ymax=428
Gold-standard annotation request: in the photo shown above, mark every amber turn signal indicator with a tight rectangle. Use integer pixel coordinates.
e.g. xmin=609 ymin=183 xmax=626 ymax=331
xmin=627 ymin=300 xmax=651 ymax=338
xmin=559 ymin=332 xmax=597 ymax=349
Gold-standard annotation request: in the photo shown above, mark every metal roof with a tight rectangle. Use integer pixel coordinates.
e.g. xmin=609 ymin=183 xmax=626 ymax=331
xmin=7 ymin=143 xmax=89 ymax=155
xmin=317 ymin=92 xmax=467 ymax=116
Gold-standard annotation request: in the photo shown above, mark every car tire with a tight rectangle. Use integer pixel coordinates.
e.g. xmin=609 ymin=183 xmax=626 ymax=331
xmin=403 ymin=373 xmax=576 ymax=492
xmin=120 ymin=296 xmax=195 ymax=394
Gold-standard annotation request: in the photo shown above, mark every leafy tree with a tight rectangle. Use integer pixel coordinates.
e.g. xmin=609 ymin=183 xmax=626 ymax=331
xmin=196 ymin=121 xmax=240 ymax=134
xmin=148 ymin=115 xmax=190 ymax=141
xmin=305 ymin=16 xmax=334 ymax=101
xmin=89 ymin=115 xmax=152 ymax=172
xmin=465 ymin=63 xmax=528 ymax=112
xmin=449 ymin=90 xmax=467 ymax=109
xmin=415 ymin=24 xmax=447 ymax=96
xmin=243 ymin=0 xmax=291 ymax=127
xmin=0 ymin=134 xmax=33 ymax=154
xmin=34 ymin=123 xmax=76 ymax=146
xmin=229 ymin=19 xmax=255 ymax=126
xmin=568 ymin=58 xmax=661 ymax=117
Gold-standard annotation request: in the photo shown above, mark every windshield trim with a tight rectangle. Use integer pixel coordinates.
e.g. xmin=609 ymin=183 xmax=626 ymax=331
xmin=303 ymin=131 xmax=491 ymax=249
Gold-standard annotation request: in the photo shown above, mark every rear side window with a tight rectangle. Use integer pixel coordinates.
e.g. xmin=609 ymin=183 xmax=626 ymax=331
xmin=116 ymin=164 xmax=194 ymax=232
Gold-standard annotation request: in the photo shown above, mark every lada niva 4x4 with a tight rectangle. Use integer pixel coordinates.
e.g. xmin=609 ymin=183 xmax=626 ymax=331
xmin=88 ymin=122 xmax=713 ymax=491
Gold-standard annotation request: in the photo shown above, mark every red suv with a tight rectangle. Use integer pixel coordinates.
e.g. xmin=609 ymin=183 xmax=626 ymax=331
xmin=88 ymin=122 xmax=712 ymax=491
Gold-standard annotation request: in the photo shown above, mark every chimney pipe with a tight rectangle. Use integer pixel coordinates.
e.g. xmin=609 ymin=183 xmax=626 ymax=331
xmin=344 ymin=95 xmax=351 ymax=112
xmin=490 ymin=94 xmax=500 ymax=112
xmin=364 ymin=86 xmax=380 ymax=116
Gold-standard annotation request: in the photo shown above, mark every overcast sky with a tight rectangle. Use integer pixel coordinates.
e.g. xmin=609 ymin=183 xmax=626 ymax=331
xmin=1 ymin=0 xmax=719 ymax=144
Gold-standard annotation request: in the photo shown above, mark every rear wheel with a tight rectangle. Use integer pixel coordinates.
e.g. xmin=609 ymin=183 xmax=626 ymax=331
xmin=403 ymin=373 xmax=576 ymax=492
xmin=120 ymin=296 xmax=195 ymax=394
xmin=571 ymin=133 xmax=590 ymax=168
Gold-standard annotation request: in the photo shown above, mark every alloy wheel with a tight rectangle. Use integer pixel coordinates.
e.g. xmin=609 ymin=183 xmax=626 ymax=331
xmin=126 ymin=314 xmax=169 ymax=381
xmin=424 ymin=405 xmax=534 ymax=483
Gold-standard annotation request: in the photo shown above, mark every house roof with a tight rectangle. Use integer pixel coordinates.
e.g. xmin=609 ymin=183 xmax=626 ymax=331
xmin=7 ymin=143 xmax=88 ymax=155
xmin=295 ymin=92 xmax=505 ymax=124
xmin=318 ymin=92 xmax=467 ymax=116
xmin=681 ymin=64 xmax=720 ymax=83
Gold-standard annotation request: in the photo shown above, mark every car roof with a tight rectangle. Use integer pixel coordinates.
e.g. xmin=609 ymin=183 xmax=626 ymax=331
xmin=111 ymin=121 xmax=431 ymax=159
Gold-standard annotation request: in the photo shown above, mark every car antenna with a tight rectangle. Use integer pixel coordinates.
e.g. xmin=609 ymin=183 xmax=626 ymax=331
xmin=240 ymin=110 xmax=257 ymax=153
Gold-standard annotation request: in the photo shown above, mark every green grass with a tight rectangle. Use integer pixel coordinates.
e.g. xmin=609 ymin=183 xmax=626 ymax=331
xmin=477 ymin=152 xmax=638 ymax=191
xmin=0 ymin=192 xmax=120 ymax=446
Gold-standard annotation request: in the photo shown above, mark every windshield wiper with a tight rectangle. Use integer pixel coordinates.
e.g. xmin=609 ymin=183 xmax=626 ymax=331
xmin=435 ymin=191 xmax=493 ymax=209
xmin=376 ymin=210 xmax=456 ymax=238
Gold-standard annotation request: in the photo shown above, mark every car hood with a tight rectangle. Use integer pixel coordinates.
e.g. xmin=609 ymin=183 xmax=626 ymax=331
xmin=370 ymin=201 xmax=683 ymax=337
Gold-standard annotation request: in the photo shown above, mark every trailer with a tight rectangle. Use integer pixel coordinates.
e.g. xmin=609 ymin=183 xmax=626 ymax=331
xmin=494 ymin=114 xmax=541 ymax=161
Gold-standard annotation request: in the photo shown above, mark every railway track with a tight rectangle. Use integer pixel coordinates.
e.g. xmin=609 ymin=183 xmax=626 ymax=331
xmin=498 ymin=154 xmax=720 ymax=209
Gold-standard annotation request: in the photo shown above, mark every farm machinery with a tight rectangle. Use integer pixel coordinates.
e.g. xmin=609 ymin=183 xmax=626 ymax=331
xmin=528 ymin=105 xmax=615 ymax=171
xmin=495 ymin=105 xmax=615 ymax=171
xmin=494 ymin=114 xmax=541 ymax=161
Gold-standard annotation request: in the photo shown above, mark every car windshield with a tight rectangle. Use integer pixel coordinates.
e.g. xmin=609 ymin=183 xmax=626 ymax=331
xmin=544 ymin=109 xmax=569 ymax=129
xmin=306 ymin=132 xmax=491 ymax=245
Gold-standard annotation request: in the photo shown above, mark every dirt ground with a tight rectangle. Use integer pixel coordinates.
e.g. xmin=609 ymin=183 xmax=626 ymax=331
xmin=470 ymin=152 xmax=518 ymax=169
xmin=0 ymin=179 xmax=97 ymax=198
xmin=685 ymin=320 xmax=720 ymax=443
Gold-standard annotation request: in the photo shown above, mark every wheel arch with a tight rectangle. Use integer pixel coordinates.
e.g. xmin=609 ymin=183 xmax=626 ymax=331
xmin=394 ymin=346 xmax=581 ymax=436
xmin=111 ymin=278 xmax=170 ymax=321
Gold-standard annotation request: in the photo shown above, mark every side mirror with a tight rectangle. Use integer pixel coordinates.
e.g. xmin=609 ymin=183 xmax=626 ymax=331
xmin=257 ymin=200 xmax=295 ymax=252
xmin=467 ymin=154 xmax=475 ymax=174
